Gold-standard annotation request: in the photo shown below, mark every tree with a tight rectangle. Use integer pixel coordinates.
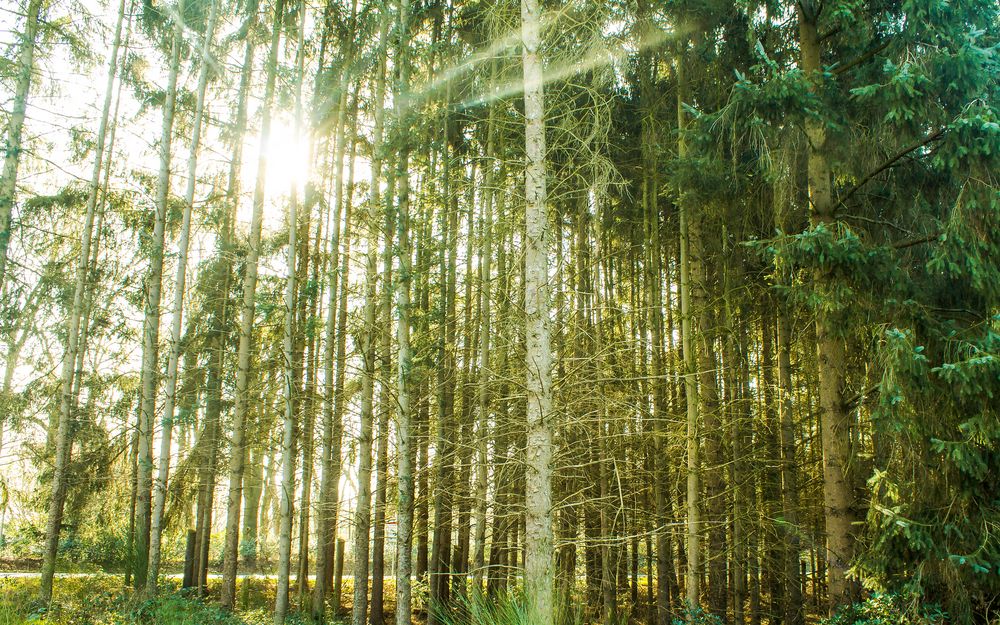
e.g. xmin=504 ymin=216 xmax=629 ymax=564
xmin=38 ymin=0 xmax=127 ymax=602
xmin=0 ymin=0 xmax=43 ymax=295
xmin=220 ymin=0 xmax=286 ymax=608
xmin=520 ymin=0 xmax=554 ymax=621
xmin=146 ymin=0 xmax=219 ymax=593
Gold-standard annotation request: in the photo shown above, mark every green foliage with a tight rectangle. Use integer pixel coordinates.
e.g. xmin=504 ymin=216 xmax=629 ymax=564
xmin=0 ymin=577 xmax=293 ymax=625
xmin=823 ymin=593 xmax=946 ymax=625
xmin=432 ymin=591 xmax=531 ymax=625
xmin=672 ymin=603 xmax=724 ymax=625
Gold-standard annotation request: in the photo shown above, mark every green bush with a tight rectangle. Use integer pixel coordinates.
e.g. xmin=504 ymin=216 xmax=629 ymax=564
xmin=823 ymin=593 xmax=947 ymax=625
xmin=672 ymin=603 xmax=723 ymax=625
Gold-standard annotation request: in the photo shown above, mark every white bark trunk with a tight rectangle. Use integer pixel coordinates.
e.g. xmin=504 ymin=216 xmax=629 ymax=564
xmin=394 ymin=3 xmax=414 ymax=623
xmin=38 ymin=0 xmax=126 ymax=601
xmin=520 ymin=0 xmax=554 ymax=622
xmin=135 ymin=16 xmax=183 ymax=588
xmin=0 ymin=0 xmax=43 ymax=295
xmin=147 ymin=0 xmax=218 ymax=593
xmin=220 ymin=0 xmax=285 ymax=607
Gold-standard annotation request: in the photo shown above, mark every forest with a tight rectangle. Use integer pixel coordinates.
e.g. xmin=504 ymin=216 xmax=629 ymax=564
xmin=0 ymin=0 xmax=997 ymax=623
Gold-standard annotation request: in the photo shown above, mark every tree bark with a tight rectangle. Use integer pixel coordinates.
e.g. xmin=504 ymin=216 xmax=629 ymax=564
xmin=394 ymin=2 xmax=415 ymax=621
xmin=147 ymin=0 xmax=218 ymax=593
xmin=676 ymin=49 xmax=701 ymax=610
xmin=797 ymin=4 xmax=857 ymax=611
xmin=221 ymin=1 xmax=285 ymax=608
xmin=521 ymin=0 xmax=554 ymax=620
xmin=0 ymin=0 xmax=43 ymax=294
xmin=38 ymin=0 xmax=125 ymax=602
xmin=134 ymin=8 xmax=185 ymax=590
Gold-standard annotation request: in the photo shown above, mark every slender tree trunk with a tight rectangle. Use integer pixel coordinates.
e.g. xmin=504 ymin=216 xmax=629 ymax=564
xmin=486 ymin=223 xmax=510 ymax=599
xmin=312 ymin=78 xmax=352 ymax=625
xmin=637 ymin=9 xmax=673 ymax=616
xmin=451 ymin=166 xmax=478 ymax=600
xmin=471 ymin=101 xmax=496 ymax=594
xmin=274 ymin=6 xmax=311 ymax=621
xmin=195 ymin=33 xmax=254 ymax=596
xmin=147 ymin=0 xmax=218 ymax=593
xmin=723 ymin=250 xmax=748 ymax=625
xmin=328 ymin=181 xmax=356 ymax=609
xmin=0 ymin=0 xmax=43 ymax=294
xmin=125 ymin=414 xmax=140 ymax=587
xmin=133 ymin=15 xmax=183 ymax=590
xmin=370 ymin=118 xmax=397 ymax=625
xmin=38 ymin=0 xmax=125 ymax=601
xmin=676 ymin=50 xmax=701 ymax=610
xmin=797 ymin=4 xmax=857 ymax=611
xmin=1 ymin=282 xmax=42 ymax=456
xmin=352 ymin=71 xmax=382 ymax=625
xmin=521 ymin=0 xmax=554 ymax=620
xmin=429 ymin=128 xmax=458 ymax=624
xmin=221 ymin=1 xmax=285 ymax=607
xmin=777 ymin=299 xmax=803 ymax=625
xmin=760 ymin=311 xmax=785 ymax=623
xmin=243 ymin=440 xmax=265 ymax=569
xmin=394 ymin=2 xmax=415 ymax=621
xmin=274 ymin=36 xmax=303 ymax=625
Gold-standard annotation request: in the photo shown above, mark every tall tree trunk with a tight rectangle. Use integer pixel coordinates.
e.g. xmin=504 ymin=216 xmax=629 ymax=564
xmin=521 ymin=0 xmax=554 ymax=620
xmin=243 ymin=436 xmax=266 ymax=570
xmin=38 ymin=0 xmax=125 ymax=601
xmin=471 ymin=100 xmax=496 ymax=595
xmin=328 ymin=171 xmax=356 ymax=608
xmin=351 ymin=68 xmax=382 ymax=625
xmin=676 ymin=50 xmax=701 ymax=610
xmin=393 ymin=1 xmax=415 ymax=621
xmin=274 ymin=32 xmax=303 ymax=625
xmin=370 ymin=113 xmax=397 ymax=625
xmin=0 ymin=0 xmax=43 ymax=294
xmin=195 ymin=33 xmax=254 ymax=596
xmin=274 ymin=6 xmax=310 ymax=621
xmin=351 ymin=12 xmax=399 ymax=625
xmin=221 ymin=1 xmax=285 ymax=607
xmin=637 ymin=5 xmax=673 ymax=616
xmin=147 ymin=0 xmax=218 ymax=593
xmin=777 ymin=298 xmax=803 ymax=625
xmin=312 ymin=72 xmax=354 ymax=625
xmin=723 ymin=250 xmax=748 ymax=625
xmin=797 ymin=4 xmax=857 ymax=611
xmin=761 ymin=311 xmax=784 ymax=623
xmin=429 ymin=123 xmax=458 ymax=624
xmin=133 ymin=15 xmax=183 ymax=590
xmin=486 ymin=225 xmax=511 ymax=599
xmin=451 ymin=166 xmax=478 ymax=599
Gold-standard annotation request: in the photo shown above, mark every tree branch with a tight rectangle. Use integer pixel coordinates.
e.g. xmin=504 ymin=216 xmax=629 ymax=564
xmin=834 ymin=39 xmax=891 ymax=75
xmin=835 ymin=127 xmax=947 ymax=212
xmin=892 ymin=231 xmax=941 ymax=250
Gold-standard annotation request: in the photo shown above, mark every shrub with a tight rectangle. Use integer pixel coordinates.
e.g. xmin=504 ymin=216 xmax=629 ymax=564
xmin=823 ymin=593 xmax=947 ymax=625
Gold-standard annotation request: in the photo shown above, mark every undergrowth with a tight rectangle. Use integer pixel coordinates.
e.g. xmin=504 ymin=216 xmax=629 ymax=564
xmin=0 ymin=577 xmax=329 ymax=625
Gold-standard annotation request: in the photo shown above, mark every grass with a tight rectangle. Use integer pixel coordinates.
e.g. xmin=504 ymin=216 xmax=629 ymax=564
xmin=0 ymin=576 xmax=326 ymax=625
xmin=0 ymin=575 xmax=651 ymax=625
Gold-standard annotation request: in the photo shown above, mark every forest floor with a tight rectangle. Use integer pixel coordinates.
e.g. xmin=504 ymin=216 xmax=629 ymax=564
xmin=2 ymin=572 xmax=834 ymax=625
xmin=0 ymin=573 xmax=620 ymax=625
xmin=0 ymin=575 xmax=378 ymax=625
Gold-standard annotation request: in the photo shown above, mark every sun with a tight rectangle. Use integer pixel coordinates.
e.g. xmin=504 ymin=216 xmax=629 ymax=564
xmin=261 ymin=120 xmax=310 ymax=194
xmin=237 ymin=116 xmax=310 ymax=231
xmin=236 ymin=115 xmax=378 ymax=234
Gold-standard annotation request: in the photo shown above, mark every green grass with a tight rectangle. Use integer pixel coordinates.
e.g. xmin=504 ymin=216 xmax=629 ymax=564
xmin=0 ymin=576 xmax=325 ymax=625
